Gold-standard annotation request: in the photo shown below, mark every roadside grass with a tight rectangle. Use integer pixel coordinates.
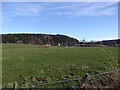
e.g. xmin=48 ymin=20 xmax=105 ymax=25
xmin=2 ymin=44 xmax=118 ymax=88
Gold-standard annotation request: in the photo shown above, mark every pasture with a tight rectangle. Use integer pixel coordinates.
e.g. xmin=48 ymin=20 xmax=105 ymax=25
xmin=2 ymin=44 xmax=118 ymax=88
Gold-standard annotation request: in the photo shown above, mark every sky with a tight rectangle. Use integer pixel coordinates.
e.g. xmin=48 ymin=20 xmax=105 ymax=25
xmin=2 ymin=2 xmax=118 ymax=41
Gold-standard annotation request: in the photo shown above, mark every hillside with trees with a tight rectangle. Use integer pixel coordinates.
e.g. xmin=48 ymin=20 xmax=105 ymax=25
xmin=1 ymin=34 xmax=79 ymax=45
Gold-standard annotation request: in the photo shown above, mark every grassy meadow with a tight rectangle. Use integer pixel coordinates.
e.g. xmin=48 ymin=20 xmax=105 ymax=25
xmin=2 ymin=44 xmax=118 ymax=88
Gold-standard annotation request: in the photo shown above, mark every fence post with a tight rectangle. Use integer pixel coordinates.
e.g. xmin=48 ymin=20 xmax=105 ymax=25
xmin=80 ymin=73 xmax=89 ymax=88
xmin=13 ymin=82 xmax=17 ymax=90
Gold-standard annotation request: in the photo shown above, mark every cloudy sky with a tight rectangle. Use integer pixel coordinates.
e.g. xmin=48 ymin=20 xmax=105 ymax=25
xmin=2 ymin=2 xmax=118 ymax=41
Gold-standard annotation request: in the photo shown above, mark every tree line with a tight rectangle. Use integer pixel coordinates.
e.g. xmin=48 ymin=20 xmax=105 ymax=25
xmin=1 ymin=33 xmax=79 ymax=45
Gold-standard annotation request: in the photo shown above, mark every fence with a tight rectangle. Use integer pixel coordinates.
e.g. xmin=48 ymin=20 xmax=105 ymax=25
xmin=11 ymin=69 xmax=120 ymax=89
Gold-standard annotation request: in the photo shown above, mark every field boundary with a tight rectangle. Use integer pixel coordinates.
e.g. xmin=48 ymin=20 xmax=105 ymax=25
xmin=14 ymin=69 xmax=120 ymax=88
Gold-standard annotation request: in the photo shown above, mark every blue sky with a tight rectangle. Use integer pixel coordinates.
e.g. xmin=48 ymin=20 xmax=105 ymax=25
xmin=2 ymin=2 xmax=118 ymax=41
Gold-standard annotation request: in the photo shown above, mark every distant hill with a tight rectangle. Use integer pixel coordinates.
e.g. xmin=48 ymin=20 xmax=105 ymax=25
xmin=101 ymin=39 xmax=120 ymax=47
xmin=1 ymin=33 xmax=79 ymax=45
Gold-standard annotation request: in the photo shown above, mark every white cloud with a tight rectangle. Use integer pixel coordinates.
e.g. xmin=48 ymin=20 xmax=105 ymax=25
xmin=2 ymin=2 xmax=117 ymax=23
xmin=3 ymin=3 xmax=44 ymax=17
xmin=87 ymin=37 xmax=118 ymax=41
xmin=2 ymin=3 xmax=46 ymax=23
xmin=53 ymin=2 xmax=117 ymax=16
xmin=44 ymin=2 xmax=117 ymax=17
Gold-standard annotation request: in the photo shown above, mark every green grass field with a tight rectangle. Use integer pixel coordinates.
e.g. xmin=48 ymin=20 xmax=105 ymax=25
xmin=2 ymin=44 xmax=118 ymax=88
